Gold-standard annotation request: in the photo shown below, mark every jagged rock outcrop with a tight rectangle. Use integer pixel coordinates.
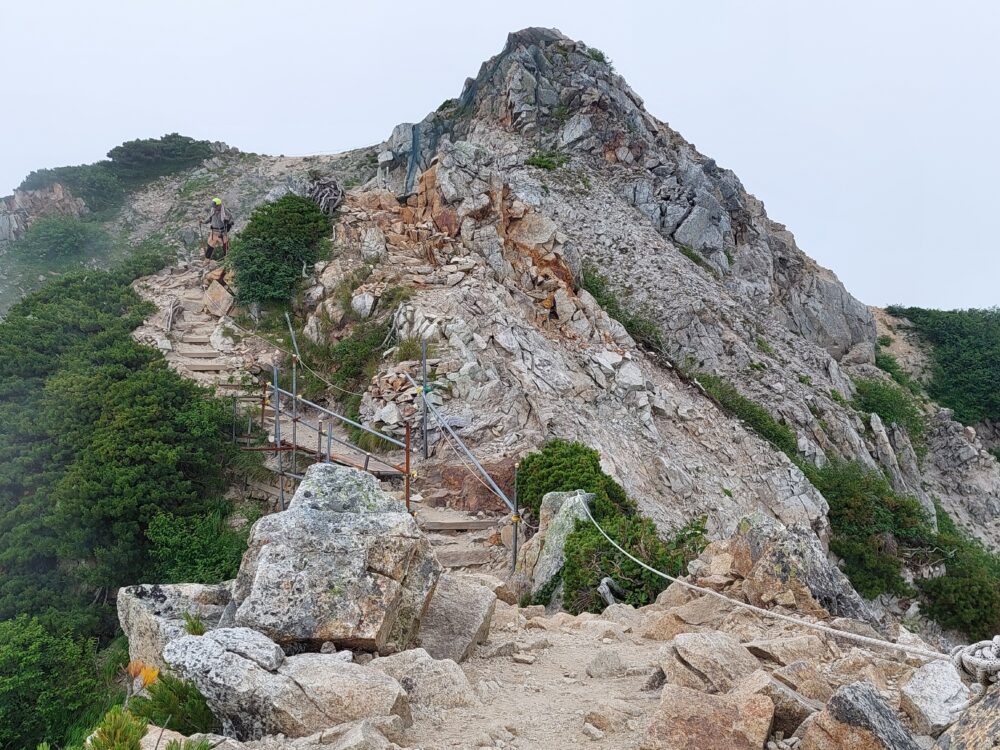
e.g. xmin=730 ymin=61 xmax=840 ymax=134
xmin=164 ymin=630 xmax=412 ymax=740
xmin=0 ymin=182 xmax=87 ymax=243
xmin=117 ymin=581 xmax=231 ymax=668
xmin=515 ymin=490 xmax=593 ymax=595
xmin=231 ymin=464 xmax=442 ymax=652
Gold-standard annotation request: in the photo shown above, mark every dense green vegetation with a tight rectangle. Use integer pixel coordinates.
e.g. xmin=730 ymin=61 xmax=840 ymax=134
xmin=0 ymin=249 xmax=249 ymax=746
xmin=14 ymin=215 xmax=112 ymax=261
xmin=852 ymin=377 xmax=926 ymax=452
xmin=693 ymin=372 xmax=799 ymax=457
xmin=873 ymin=349 xmax=921 ymax=395
xmin=0 ymin=616 xmax=100 ymax=750
xmin=517 ymin=440 xmax=707 ymax=614
xmin=130 ymin=674 xmax=219 ymax=735
xmin=19 ymin=134 xmax=213 ymax=212
xmin=691 ymin=370 xmax=1000 ymax=638
xmin=229 ymin=195 xmax=331 ymax=305
xmin=581 ymin=265 xmax=664 ymax=352
xmin=886 ymin=305 xmax=1000 ymax=426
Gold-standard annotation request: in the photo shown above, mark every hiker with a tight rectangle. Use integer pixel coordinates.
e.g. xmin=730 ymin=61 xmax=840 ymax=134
xmin=203 ymin=197 xmax=234 ymax=260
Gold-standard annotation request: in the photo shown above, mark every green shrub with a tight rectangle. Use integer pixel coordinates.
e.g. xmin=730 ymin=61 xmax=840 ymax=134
xmin=19 ymin=134 xmax=212 ymax=212
xmin=516 ymin=440 xmax=707 ymax=614
xmin=886 ymin=305 xmax=1000 ymax=426
xmin=677 ymin=244 xmax=717 ymax=276
xmin=236 ymin=194 xmax=330 ymax=250
xmin=230 ymin=195 xmax=330 ymax=305
xmin=12 ymin=215 xmax=112 ymax=261
xmin=917 ymin=509 xmax=1000 ymax=640
xmin=19 ymin=163 xmax=124 ymax=212
xmin=516 ymin=439 xmax=610 ymax=518
xmin=106 ymin=133 xmax=212 ymax=184
xmin=853 ymin=377 xmax=925 ymax=450
xmin=874 ymin=350 xmax=920 ymax=394
xmin=130 ymin=674 xmax=218 ymax=736
xmin=587 ymin=48 xmax=610 ymax=64
xmin=526 ymin=150 xmax=568 ymax=170
xmin=694 ymin=373 xmax=798 ymax=460
xmin=877 ymin=335 xmax=893 ymax=347
xmin=808 ymin=460 xmax=933 ymax=598
xmin=146 ymin=505 xmax=250 ymax=584
xmin=84 ymin=706 xmax=146 ymax=750
xmin=581 ymin=265 xmax=664 ymax=352
xmin=830 ymin=389 xmax=847 ymax=405
xmin=563 ymin=515 xmax=706 ymax=614
xmin=0 ymin=616 xmax=100 ymax=749
xmin=755 ymin=336 xmax=774 ymax=355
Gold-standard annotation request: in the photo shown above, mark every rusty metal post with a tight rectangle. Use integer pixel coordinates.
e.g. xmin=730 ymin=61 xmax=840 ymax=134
xmin=404 ymin=422 xmax=412 ymax=512
xmin=511 ymin=463 xmax=520 ymax=572
xmin=317 ymin=419 xmax=323 ymax=459
xmin=291 ymin=359 xmax=297 ymax=475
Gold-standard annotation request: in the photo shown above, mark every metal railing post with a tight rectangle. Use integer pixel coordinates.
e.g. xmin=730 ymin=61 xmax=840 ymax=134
xmin=405 ymin=422 xmax=412 ymax=512
xmin=291 ymin=359 xmax=298 ymax=475
xmin=273 ymin=364 xmax=285 ymax=511
xmin=421 ymin=339 xmax=429 ymax=459
xmin=512 ymin=463 xmax=520 ymax=571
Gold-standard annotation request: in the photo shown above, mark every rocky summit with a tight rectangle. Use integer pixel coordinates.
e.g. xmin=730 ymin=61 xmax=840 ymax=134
xmin=3 ymin=24 xmax=999 ymax=750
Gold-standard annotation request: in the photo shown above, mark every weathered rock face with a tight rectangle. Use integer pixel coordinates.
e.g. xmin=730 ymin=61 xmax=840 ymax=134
xmin=899 ymin=661 xmax=970 ymax=737
xmin=516 ymin=490 xmax=593 ymax=595
xmin=800 ymin=681 xmax=921 ymax=750
xmin=117 ymin=582 xmax=231 ymax=669
xmin=659 ymin=631 xmax=761 ymax=694
xmin=0 ymin=182 xmax=87 ymax=243
xmin=164 ymin=631 xmax=411 ymax=740
xmin=735 ymin=512 xmax=880 ymax=627
xmin=416 ymin=573 xmax=496 ymax=662
xmin=935 ymin=682 xmax=1000 ymax=749
xmin=640 ymin=683 xmax=774 ymax=750
xmin=370 ymin=648 xmax=478 ymax=717
xmin=232 ymin=464 xmax=442 ymax=652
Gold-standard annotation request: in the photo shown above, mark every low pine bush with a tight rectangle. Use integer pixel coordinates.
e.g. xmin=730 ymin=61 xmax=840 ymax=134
xmin=853 ymin=377 xmax=925 ymax=451
xmin=229 ymin=195 xmax=330 ymax=305
xmin=517 ymin=440 xmax=707 ymax=614
xmin=146 ymin=504 xmax=251 ymax=584
xmin=129 ymin=674 xmax=219 ymax=736
xmin=581 ymin=265 xmax=664 ymax=352
xmin=694 ymin=373 xmax=799 ymax=460
xmin=83 ymin=706 xmax=146 ymax=750
xmin=13 ymin=215 xmax=112 ymax=261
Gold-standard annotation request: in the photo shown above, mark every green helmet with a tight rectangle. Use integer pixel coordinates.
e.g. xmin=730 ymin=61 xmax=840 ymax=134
xmin=212 ymin=197 xmax=222 ymax=206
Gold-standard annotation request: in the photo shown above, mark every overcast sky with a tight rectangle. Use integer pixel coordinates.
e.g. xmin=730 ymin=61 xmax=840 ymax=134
xmin=3 ymin=1 xmax=998 ymax=309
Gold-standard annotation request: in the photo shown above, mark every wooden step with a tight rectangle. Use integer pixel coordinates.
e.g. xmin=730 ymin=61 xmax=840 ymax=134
xmin=421 ymin=520 xmax=499 ymax=532
xmin=183 ymin=362 xmax=231 ymax=372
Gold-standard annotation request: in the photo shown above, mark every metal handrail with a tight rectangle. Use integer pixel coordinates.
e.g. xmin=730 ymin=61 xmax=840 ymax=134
xmin=272 ymin=386 xmax=406 ymax=449
xmin=404 ymin=373 xmax=514 ymax=512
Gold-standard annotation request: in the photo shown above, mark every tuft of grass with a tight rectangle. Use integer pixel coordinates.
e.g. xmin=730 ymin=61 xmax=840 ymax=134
xmin=755 ymin=336 xmax=774 ymax=355
xmin=694 ymin=372 xmax=798 ymax=460
xmin=526 ymin=150 xmax=569 ymax=171
xmin=877 ymin=334 xmax=893 ymax=347
xmin=587 ymin=48 xmax=612 ymax=66
xmin=182 ymin=611 xmax=206 ymax=636
xmin=582 ymin=264 xmax=664 ymax=352
xmin=798 ymin=374 xmax=812 ymax=386
xmin=676 ymin=244 xmax=718 ymax=277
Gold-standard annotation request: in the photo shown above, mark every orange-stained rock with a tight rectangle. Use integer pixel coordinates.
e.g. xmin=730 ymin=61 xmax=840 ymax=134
xmin=640 ymin=684 xmax=773 ymax=750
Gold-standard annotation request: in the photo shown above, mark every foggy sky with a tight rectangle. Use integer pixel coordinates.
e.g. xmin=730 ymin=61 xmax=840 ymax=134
xmin=3 ymin=1 xmax=998 ymax=310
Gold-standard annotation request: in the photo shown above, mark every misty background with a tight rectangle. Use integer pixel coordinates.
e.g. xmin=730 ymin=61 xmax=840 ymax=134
xmin=3 ymin=1 xmax=997 ymax=309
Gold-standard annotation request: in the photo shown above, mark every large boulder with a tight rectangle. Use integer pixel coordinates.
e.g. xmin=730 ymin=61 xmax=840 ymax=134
xmin=735 ymin=513 xmax=880 ymax=627
xmin=800 ymin=681 xmax=921 ymax=750
xmin=935 ymin=682 xmax=1000 ymax=749
xmin=117 ymin=582 xmax=231 ymax=669
xmin=659 ymin=631 xmax=762 ymax=693
xmin=370 ymin=648 xmax=478 ymax=717
xmin=164 ymin=632 xmax=411 ymax=740
xmin=231 ymin=464 xmax=442 ymax=652
xmin=640 ymin=683 xmax=774 ymax=750
xmin=516 ymin=491 xmax=593 ymax=595
xmin=899 ymin=660 xmax=970 ymax=737
xmin=730 ymin=669 xmax=822 ymax=736
xmin=417 ymin=573 xmax=496 ymax=662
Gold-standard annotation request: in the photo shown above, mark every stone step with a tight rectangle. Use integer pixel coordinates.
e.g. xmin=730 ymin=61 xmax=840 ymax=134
xmin=433 ymin=548 xmax=495 ymax=568
xmin=181 ymin=334 xmax=212 ymax=344
xmin=176 ymin=349 xmax=221 ymax=359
